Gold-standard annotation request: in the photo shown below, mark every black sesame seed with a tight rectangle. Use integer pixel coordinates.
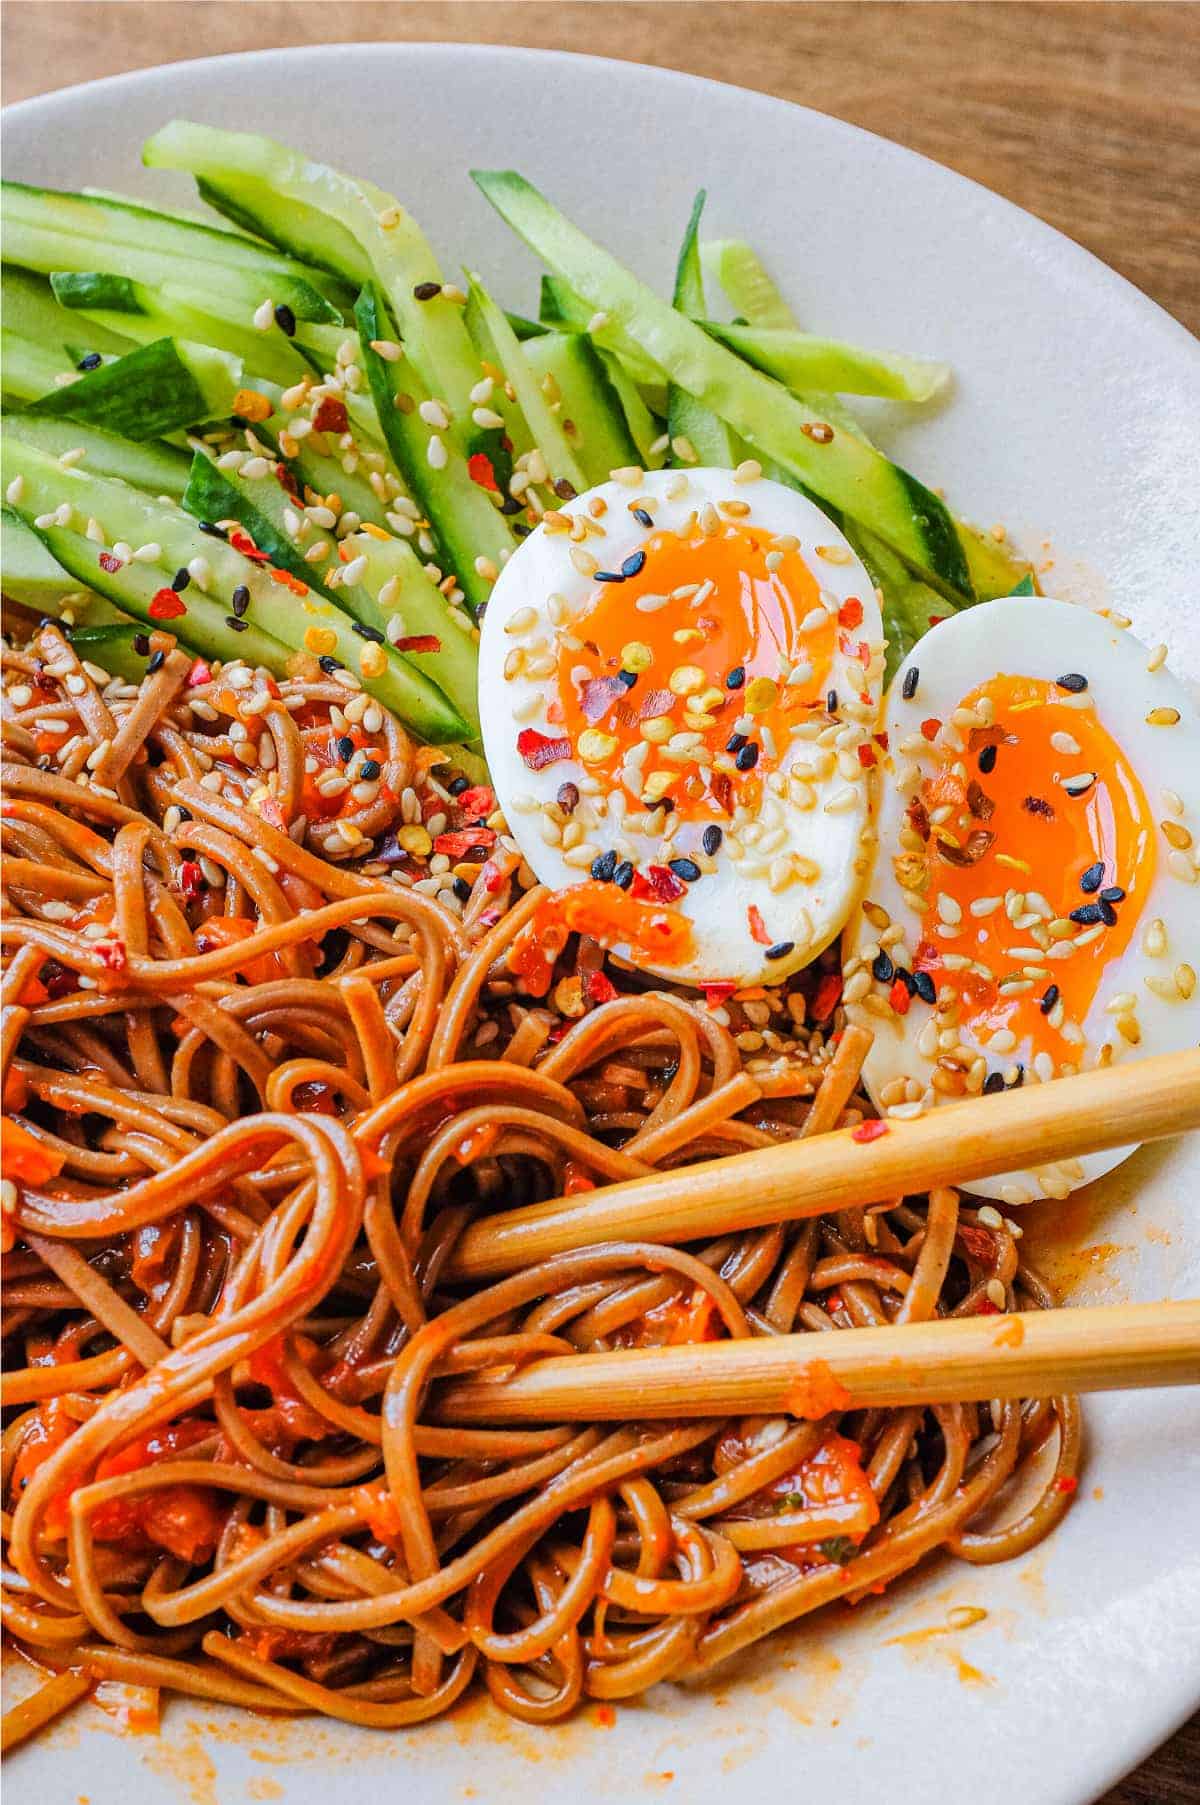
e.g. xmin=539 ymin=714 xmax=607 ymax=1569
xmin=977 ymin=743 xmax=997 ymax=774
xmin=352 ymin=620 xmax=385 ymax=643
xmin=726 ymin=667 xmax=746 ymax=690
xmin=76 ymin=352 xmax=102 ymax=371
xmin=273 ymin=303 xmax=297 ymax=337
xmin=230 ymin=584 xmax=250 ymax=618
xmin=513 ymin=522 xmax=531 ymax=538
xmin=359 ymin=759 xmax=381 ymax=781
xmin=171 ymin=566 xmax=191 ymax=592
xmin=912 ymin=969 xmax=936 ymax=1005
xmin=1079 ymin=862 xmax=1105 ymax=893
xmin=448 ymin=776 xmax=470 ymax=795
xmin=633 ymin=508 xmax=653 ymax=529
xmin=612 ymin=860 xmax=634 ymax=890
xmin=735 ymin=742 xmax=759 ymax=771
xmin=872 ymin=949 xmax=895 ymax=983
xmin=452 ymin=877 xmax=472 ymax=902
xmin=225 ymin=616 xmax=249 ymax=632
xmin=1069 ymin=902 xmax=1104 ymax=926
xmin=765 ymin=941 xmax=795 ymax=960
xmin=198 ymin=521 xmax=229 ymax=540
xmin=413 ymin=282 xmax=442 ymax=301
xmin=318 ymin=654 xmax=344 ymax=674
xmin=1099 ymin=885 xmax=1125 ymax=904
xmin=701 ymin=824 xmax=723 ymax=856
xmin=556 ymin=782 xmax=579 ymax=814
xmin=337 ymin=735 xmax=355 ymax=762
xmin=725 ymin=732 xmax=747 ymax=754
xmin=983 ymin=1071 xmax=1005 ymax=1095
xmin=1099 ymin=898 xmax=1118 ymax=926
xmin=668 ymin=857 xmax=701 ymax=883
xmin=648 ymin=796 xmax=675 ymax=815
xmin=500 ymin=495 xmax=524 ymax=516
xmin=617 ymin=669 xmax=638 ymax=689
xmin=147 ymin=649 xmax=165 ymax=674
xmin=1056 ymin=672 xmax=1088 ymax=693
xmin=826 ymin=689 xmax=838 ymax=714
xmin=132 ymin=633 xmax=151 ymax=657
xmin=901 ymin=666 xmax=919 ymax=701
xmin=621 ymin=550 xmax=646 ymax=579
xmin=591 ymin=849 xmax=618 ymax=882
xmin=1040 ymin=983 xmax=1060 ymax=1015
xmin=895 ymin=967 xmax=918 ymax=996
xmin=595 ymin=569 xmax=624 ymax=584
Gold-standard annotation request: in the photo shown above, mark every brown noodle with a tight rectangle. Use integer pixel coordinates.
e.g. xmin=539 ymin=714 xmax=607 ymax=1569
xmin=0 ymin=624 xmax=1080 ymax=1743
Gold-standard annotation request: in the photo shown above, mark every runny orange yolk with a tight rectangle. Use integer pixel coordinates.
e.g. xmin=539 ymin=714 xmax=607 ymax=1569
xmin=555 ymin=522 xmax=851 ymax=820
xmin=914 ymin=674 xmax=1154 ymax=1066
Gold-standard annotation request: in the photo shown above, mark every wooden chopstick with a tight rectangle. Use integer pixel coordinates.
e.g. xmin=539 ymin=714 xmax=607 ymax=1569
xmin=446 ymin=1046 xmax=1200 ymax=1281
xmin=434 ymin=1298 xmax=1200 ymax=1424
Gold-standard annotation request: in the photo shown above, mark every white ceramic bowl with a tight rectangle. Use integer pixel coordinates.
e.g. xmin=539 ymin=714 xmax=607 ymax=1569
xmin=4 ymin=43 xmax=1199 ymax=1805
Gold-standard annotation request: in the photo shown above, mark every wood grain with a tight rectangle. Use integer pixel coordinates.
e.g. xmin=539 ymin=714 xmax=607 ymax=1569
xmin=3 ymin=4 xmax=1197 ymax=1797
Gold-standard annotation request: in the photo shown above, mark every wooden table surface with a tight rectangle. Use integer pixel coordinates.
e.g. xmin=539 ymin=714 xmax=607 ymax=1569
xmin=3 ymin=4 xmax=1198 ymax=1799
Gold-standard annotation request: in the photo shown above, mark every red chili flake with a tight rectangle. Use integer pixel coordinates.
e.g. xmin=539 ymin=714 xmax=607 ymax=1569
xmin=394 ymin=634 xmax=442 ymax=654
xmin=874 ymin=730 xmax=889 ymax=751
xmin=478 ymin=859 xmax=505 ymax=895
xmin=747 ymin=904 xmax=772 ymax=946
xmin=312 ymin=397 xmax=349 ymax=436
xmin=812 ymin=973 xmax=844 ymax=1020
xmin=920 ymin=718 xmax=942 ymax=743
xmin=467 ymin=452 xmax=499 ymax=493
xmin=857 ymin=744 xmax=876 ymax=767
xmin=187 ymin=659 xmax=212 ymax=687
xmin=179 ymin=861 xmax=203 ymax=902
xmin=851 ymin=1119 xmax=889 ymax=1143
xmin=699 ymin=980 xmax=737 ymax=1009
xmin=270 ymin=568 xmax=308 ymax=596
xmin=632 ymin=865 xmax=685 ymax=904
xmin=230 ymin=529 xmax=270 ymax=564
xmin=517 ymin=728 xmax=572 ymax=771
xmin=838 ymin=597 xmax=864 ymax=629
xmin=975 ymin=1298 xmax=1001 ymax=1316
xmin=98 ymin=550 xmax=123 ymax=574
xmin=888 ymin=978 xmax=911 ymax=1016
xmin=1053 ymin=1475 xmax=1079 ymax=1495
xmin=433 ymin=827 xmax=496 ymax=858
xmin=148 ymin=588 xmax=187 ymax=620
xmin=95 ymin=938 xmax=127 ymax=974
xmin=928 ymin=616 xmax=947 ymax=628
xmin=455 ymin=785 xmax=495 ymax=820
xmin=584 ymin=969 xmax=617 ymax=1004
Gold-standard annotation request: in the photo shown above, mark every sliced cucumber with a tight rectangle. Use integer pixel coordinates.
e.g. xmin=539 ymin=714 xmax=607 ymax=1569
xmin=355 ymin=283 xmax=515 ymax=615
xmin=26 ymin=337 xmax=241 ymax=440
xmin=465 ymin=273 xmax=587 ymax=496
xmin=705 ymin=322 xmax=950 ymax=405
xmin=2 ymin=505 xmax=101 ymax=615
xmin=521 ymin=333 xmax=639 ymax=486
xmin=2 ymin=179 xmax=348 ymax=318
xmin=50 ymin=272 xmax=311 ymax=387
xmin=668 ymin=192 xmax=739 ymax=469
xmin=336 ymin=533 xmax=480 ymax=736
xmin=2 ymin=268 xmax=136 ymax=362
xmin=3 ymin=415 xmax=191 ymax=500
xmin=2 ymin=331 xmax=81 ymax=405
xmin=476 ymin=170 xmax=1028 ymax=603
xmin=700 ymin=240 xmax=798 ymax=329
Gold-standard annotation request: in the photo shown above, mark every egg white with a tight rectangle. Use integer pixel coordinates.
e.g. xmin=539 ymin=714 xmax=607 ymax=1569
xmin=842 ymin=596 xmax=1200 ymax=1203
xmin=478 ymin=468 xmax=885 ymax=987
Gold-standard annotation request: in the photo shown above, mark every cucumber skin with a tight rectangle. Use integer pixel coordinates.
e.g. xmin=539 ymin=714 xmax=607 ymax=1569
xmin=521 ymin=334 xmax=639 ymax=486
xmin=1 ymin=415 xmax=191 ymax=500
xmin=67 ymin=622 xmax=182 ymax=682
xmin=28 ymin=337 xmax=240 ymax=441
xmin=668 ymin=191 xmax=739 ymax=470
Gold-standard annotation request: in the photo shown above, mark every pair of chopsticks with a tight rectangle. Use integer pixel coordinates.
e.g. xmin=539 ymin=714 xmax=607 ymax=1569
xmin=432 ymin=1047 xmax=1200 ymax=1424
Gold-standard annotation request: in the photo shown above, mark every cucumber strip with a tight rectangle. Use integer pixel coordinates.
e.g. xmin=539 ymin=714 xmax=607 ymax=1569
xmin=143 ymin=122 xmax=485 ymax=420
xmin=66 ymin=622 xmax=169 ymax=682
xmin=475 ymin=170 xmax=1026 ymax=604
xmin=505 ymin=312 xmax=549 ymax=341
xmin=3 ymin=440 xmax=469 ymax=743
xmin=355 ymin=283 xmax=515 ymax=615
xmin=2 ymin=415 xmax=191 ymax=500
xmin=699 ymin=240 xmax=798 ymax=329
xmin=521 ymin=333 xmax=639 ymax=487
xmin=181 ymin=450 xmax=336 ymax=596
xmin=705 ymin=323 xmax=951 ymax=405
xmin=2 ymin=506 xmax=102 ymax=615
xmin=2 ymin=268 xmax=137 ymax=361
xmin=2 ymin=331 xmax=80 ymax=404
xmin=27 ymin=337 xmax=241 ymax=440
xmin=2 ymin=179 xmax=348 ymax=316
xmin=539 ymin=275 xmax=663 ymax=389
xmin=50 ymin=273 xmax=311 ymax=387
xmin=464 ymin=273 xmax=588 ymax=497
xmin=668 ymin=192 xmax=739 ymax=469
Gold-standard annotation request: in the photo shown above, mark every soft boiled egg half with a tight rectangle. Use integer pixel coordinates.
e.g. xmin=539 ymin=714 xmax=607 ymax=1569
xmin=841 ymin=595 xmax=1200 ymax=1204
xmin=479 ymin=466 xmax=885 ymax=987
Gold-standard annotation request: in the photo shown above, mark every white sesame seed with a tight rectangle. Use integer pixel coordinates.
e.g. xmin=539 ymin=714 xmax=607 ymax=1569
xmin=370 ymin=339 xmax=404 ymax=362
xmin=241 ymin=457 xmax=271 ymax=480
xmin=187 ymin=556 xmax=212 ymax=590
xmin=419 ymin=399 xmax=450 ymax=429
xmin=253 ymin=298 xmax=275 ymax=331
xmin=341 ymin=555 xmax=368 ymax=586
xmin=472 ymin=407 xmax=505 ymax=430
xmin=426 ymin=434 xmax=448 ymax=470
xmin=5 ymin=475 xmax=25 ymax=504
